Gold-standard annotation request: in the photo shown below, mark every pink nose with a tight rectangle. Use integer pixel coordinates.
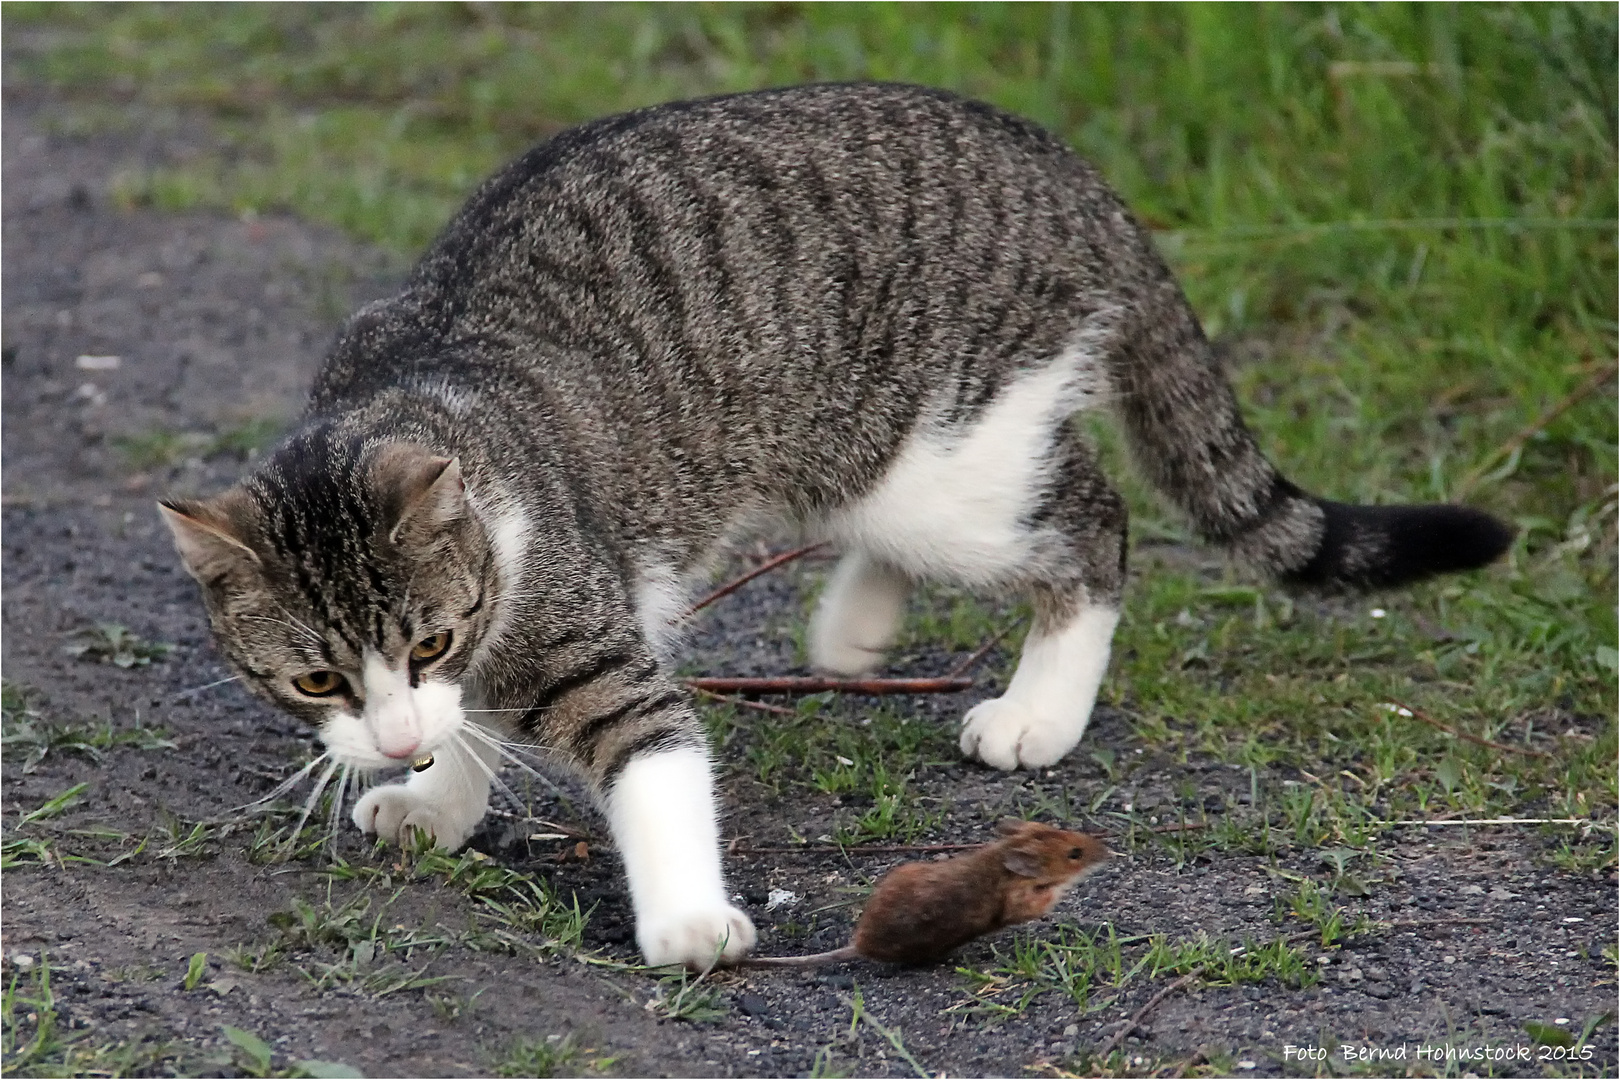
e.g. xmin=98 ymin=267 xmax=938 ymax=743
xmin=379 ymin=737 xmax=421 ymax=760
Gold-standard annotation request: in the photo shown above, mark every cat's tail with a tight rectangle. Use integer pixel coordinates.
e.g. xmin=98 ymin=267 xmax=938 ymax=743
xmin=1101 ymin=278 xmax=1515 ymax=590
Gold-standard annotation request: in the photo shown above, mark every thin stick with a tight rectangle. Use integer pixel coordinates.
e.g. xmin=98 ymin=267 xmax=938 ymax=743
xmin=1146 ymin=821 xmax=1209 ymax=834
xmin=1390 ymin=700 xmax=1552 ymax=759
xmin=692 ymin=687 xmax=798 ymax=717
xmin=1169 ymin=1050 xmax=1208 ymax=1079
xmin=836 ymin=993 xmax=933 ymax=1079
xmin=1454 ymin=362 xmax=1616 ymax=497
xmin=529 ymin=819 xmax=596 ymax=841
xmin=1386 ymin=816 xmax=1593 ymax=827
xmin=945 ymin=616 xmax=1027 ymax=679
xmin=683 ymin=542 xmax=827 ymax=618
xmin=1095 ymin=970 xmax=1201 ymax=1058
xmin=1384 ymin=918 xmax=1496 ymax=928
xmin=686 ymin=675 xmax=973 ymax=696
xmin=730 ymin=842 xmax=982 ymax=856
xmin=1094 ymin=930 xmax=1325 ymax=1058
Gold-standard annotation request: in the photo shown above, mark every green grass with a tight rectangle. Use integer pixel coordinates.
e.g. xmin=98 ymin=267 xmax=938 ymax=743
xmin=959 ymin=922 xmax=1321 ymax=1026
xmin=218 ymin=1024 xmax=362 ymax=1079
xmin=112 ymin=417 xmax=286 ymax=472
xmin=61 ymin=623 xmax=174 ymax=668
xmin=2 ymin=680 xmax=174 ymax=772
xmin=2 ymin=955 xmax=185 ymax=1076
xmin=492 ymin=1033 xmax=584 ymax=1078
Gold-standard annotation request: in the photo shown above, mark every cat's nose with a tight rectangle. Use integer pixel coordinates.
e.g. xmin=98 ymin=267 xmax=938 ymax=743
xmin=378 ymin=733 xmax=422 ymax=760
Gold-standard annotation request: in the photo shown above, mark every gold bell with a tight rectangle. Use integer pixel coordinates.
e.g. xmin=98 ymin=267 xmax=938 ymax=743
xmin=410 ymin=754 xmax=435 ymax=773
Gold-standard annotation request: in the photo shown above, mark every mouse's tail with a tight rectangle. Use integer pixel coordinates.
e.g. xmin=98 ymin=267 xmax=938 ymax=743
xmin=1099 ymin=270 xmax=1515 ymax=589
xmin=740 ymin=945 xmax=860 ymax=968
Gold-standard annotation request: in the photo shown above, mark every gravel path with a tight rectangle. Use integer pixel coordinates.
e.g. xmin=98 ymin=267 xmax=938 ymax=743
xmin=3 ymin=94 xmax=1614 ymax=1078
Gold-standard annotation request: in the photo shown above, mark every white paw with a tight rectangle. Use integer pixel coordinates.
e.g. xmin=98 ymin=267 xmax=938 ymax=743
xmin=959 ymin=697 xmax=1083 ymax=771
xmin=809 ymin=634 xmax=886 ymax=676
xmin=637 ymin=903 xmax=757 ymax=969
xmin=808 ymin=553 xmax=908 ymax=676
xmin=352 ymin=784 xmax=478 ymax=852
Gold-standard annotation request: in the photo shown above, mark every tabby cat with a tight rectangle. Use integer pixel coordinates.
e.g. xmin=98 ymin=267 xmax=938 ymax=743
xmin=161 ymin=83 xmax=1512 ymax=967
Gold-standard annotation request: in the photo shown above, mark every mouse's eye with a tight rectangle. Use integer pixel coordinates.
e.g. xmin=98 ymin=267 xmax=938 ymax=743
xmin=293 ymin=670 xmax=347 ymax=697
xmin=1068 ymin=847 xmax=1083 ymax=860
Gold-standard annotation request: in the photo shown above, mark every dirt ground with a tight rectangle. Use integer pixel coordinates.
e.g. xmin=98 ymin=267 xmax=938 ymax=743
xmin=2 ymin=96 xmax=1616 ymax=1079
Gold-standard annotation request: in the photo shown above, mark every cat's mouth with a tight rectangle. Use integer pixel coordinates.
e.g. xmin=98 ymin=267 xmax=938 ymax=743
xmin=317 ymin=704 xmax=464 ymax=771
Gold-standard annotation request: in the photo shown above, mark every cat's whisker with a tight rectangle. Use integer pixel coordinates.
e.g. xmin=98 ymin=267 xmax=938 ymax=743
xmin=459 ymin=722 xmax=563 ymax=755
xmin=461 ymin=722 xmax=566 ymax=760
xmin=459 ymin=706 xmax=547 ymax=715
xmin=172 ymin=674 xmax=243 ymax=700
xmin=460 ymin=725 xmax=571 ymax=800
xmin=451 ymin=731 xmax=531 ymax=817
xmin=242 ymin=612 xmax=325 ymax=648
xmin=247 ymin=606 xmax=326 ymax=651
xmin=324 ymin=764 xmax=352 ymax=853
xmin=281 ymin=757 xmax=340 ymax=859
xmin=282 ymin=610 xmax=325 ymax=646
xmin=235 ymin=753 xmax=331 ymax=812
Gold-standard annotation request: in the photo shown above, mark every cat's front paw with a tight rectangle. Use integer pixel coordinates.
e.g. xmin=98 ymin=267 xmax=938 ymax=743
xmin=959 ymin=697 xmax=1083 ymax=771
xmin=637 ymin=903 xmax=757 ymax=969
xmin=353 ymin=784 xmax=478 ymax=851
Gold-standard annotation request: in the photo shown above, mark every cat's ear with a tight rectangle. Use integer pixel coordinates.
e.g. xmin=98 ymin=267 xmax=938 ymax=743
xmin=158 ymin=489 xmax=261 ymax=587
xmin=372 ymin=443 xmax=466 ymax=543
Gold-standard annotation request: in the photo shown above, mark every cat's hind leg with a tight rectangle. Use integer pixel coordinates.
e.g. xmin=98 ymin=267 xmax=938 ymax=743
xmin=958 ymin=595 xmax=1120 ymax=770
xmin=959 ymin=434 xmax=1128 ymax=770
xmin=808 ymin=551 xmax=911 ymax=675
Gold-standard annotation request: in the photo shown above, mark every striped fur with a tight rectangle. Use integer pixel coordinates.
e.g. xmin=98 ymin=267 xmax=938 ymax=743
xmin=161 ymin=83 xmax=1512 ymax=965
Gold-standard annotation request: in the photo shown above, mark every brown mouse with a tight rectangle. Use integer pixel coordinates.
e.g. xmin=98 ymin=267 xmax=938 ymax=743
xmin=742 ymin=820 xmax=1110 ymax=968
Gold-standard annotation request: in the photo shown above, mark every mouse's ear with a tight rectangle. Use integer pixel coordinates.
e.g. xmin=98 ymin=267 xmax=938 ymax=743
xmin=995 ymin=817 xmax=1031 ymax=838
xmin=1001 ymin=843 xmax=1045 ymax=878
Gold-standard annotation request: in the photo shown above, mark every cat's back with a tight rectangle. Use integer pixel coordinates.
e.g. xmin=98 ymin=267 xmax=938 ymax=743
xmin=405 ymin=82 xmax=1135 ymax=344
xmin=313 ymin=83 xmax=1156 ymax=518
xmin=425 ymin=82 xmax=1086 ymax=268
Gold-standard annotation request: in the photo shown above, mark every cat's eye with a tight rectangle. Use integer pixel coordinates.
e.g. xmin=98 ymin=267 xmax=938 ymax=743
xmin=292 ymin=670 xmax=347 ymax=697
xmin=410 ymin=631 xmax=452 ymax=663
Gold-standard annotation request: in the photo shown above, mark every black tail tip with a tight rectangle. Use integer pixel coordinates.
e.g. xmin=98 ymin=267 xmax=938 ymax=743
xmin=1286 ymin=500 xmax=1516 ymax=590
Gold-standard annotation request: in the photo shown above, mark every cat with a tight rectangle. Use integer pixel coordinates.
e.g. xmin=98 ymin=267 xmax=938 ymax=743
xmin=159 ymin=82 xmax=1513 ymax=968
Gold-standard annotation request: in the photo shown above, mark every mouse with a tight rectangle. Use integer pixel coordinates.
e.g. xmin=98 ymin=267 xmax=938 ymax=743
xmin=741 ymin=819 xmax=1111 ymax=968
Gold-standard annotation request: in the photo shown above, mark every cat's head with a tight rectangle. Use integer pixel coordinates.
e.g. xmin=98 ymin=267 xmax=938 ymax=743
xmin=160 ymin=433 xmax=497 ymax=769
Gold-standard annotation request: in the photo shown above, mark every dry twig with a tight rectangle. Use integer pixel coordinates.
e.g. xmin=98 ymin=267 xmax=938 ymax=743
xmin=1454 ymin=361 xmax=1616 ymax=497
xmin=691 ymin=687 xmax=799 ymax=717
xmin=686 ymin=675 xmax=974 ymax=695
xmin=729 ymin=842 xmax=981 ymax=856
xmin=1390 ymin=699 xmax=1552 ymax=759
xmin=1386 ymin=816 xmax=1592 ymax=827
xmin=1145 ymin=821 xmax=1209 ymax=834
xmin=945 ymin=615 xmax=1027 ymax=679
xmin=683 ymin=542 xmax=827 ymax=618
xmin=1384 ymin=918 xmax=1495 ymax=928
xmin=1096 ymin=970 xmax=1201 ymax=1058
